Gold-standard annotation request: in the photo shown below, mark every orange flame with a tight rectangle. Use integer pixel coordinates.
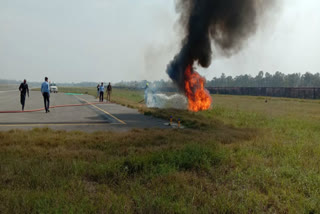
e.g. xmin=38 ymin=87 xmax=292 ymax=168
xmin=184 ymin=65 xmax=212 ymax=112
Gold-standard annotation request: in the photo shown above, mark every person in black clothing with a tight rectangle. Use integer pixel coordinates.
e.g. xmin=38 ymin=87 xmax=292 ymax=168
xmin=96 ymin=84 xmax=100 ymax=98
xmin=107 ymin=82 xmax=112 ymax=102
xmin=19 ymin=79 xmax=29 ymax=111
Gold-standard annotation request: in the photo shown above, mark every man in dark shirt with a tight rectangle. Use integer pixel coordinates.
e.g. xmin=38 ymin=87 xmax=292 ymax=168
xmin=19 ymin=79 xmax=29 ymax=111
xmin=97 ymin=84 xmax=100 ymax=98
xmin=107 ymin=82 xmax=112 ymax=102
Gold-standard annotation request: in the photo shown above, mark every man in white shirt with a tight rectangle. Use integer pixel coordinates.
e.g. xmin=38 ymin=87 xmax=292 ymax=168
xmin=99 ymin=82 xmax=104 ymax=102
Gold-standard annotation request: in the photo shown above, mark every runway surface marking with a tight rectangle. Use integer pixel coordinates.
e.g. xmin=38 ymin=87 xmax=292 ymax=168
xmin=75 ymin=95 xmax=126 ymax=125
xmin=0 ymin=123 xmax=122 ymax=127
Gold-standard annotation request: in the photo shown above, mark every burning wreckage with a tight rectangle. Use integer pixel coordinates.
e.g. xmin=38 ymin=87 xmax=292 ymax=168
xmin=146 ymin=0 xmax=275 ymax=112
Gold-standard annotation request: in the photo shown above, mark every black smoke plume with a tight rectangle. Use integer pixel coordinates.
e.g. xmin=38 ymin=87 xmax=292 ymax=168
xmin=167 ymin=0 xmax=274 ymax=91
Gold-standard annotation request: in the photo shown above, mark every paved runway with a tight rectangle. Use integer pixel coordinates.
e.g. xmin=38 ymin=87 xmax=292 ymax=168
xmin=0 ymin=91 xmax=168 ymax=132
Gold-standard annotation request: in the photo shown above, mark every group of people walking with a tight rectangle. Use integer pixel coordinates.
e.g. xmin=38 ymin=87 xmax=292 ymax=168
xmin=19 ymin=77 xmax=50 ymax=112
xmin=18 ymin=78 xmax=112 ymax=112
xmin=97 ymin=82 xmax=112 ymax=102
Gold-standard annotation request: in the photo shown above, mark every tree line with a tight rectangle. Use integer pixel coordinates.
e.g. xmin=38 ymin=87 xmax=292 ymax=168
xmin=3 ymin=71 xmax=320 ymax=88
xmin=207 ymin=71 xmax=320 ymax=88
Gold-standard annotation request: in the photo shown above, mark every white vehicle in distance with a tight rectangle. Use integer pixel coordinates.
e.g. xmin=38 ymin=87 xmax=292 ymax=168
xmin=50 ymin=83 xmax=58 ymax=93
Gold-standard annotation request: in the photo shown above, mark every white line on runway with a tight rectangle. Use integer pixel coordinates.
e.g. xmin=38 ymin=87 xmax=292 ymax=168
xmin=75 ymin=95 xmax=126 ymax=125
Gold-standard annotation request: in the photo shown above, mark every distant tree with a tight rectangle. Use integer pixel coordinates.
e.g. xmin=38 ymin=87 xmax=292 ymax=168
xmin=273 ymin=71 xmax=285 ymax=87
xmin=225 ymin=76 xmax=234 ymax=87
xmin=220 ymin=73 xmax=226 ymax=87
xmin=301 ymin=72 xmax=314 ymax=87
xmin=264 ymin=72 xmax=272 ymax=87
xmin=255 ymin=71 xmax=264 ymax=87
xmin=313 ymin=73 xmax=320 ymax=87
xmin=112 ymin=71 xmax=320 ymax=88
xmin=285 ymin=73 xmax=301 ymax=87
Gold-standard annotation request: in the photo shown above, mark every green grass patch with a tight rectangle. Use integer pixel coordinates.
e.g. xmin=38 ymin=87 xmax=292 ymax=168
xmin=3 ymin=88 xmax=320 ymax=213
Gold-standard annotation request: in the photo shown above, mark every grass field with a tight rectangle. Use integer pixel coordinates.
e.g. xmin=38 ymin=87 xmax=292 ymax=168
xmin=2 ymin=87 xmax=320 ymax=213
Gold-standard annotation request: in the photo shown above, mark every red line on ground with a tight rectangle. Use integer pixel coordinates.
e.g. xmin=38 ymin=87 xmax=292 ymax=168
xmin=0 ymin=102 xmax=108 ymax=113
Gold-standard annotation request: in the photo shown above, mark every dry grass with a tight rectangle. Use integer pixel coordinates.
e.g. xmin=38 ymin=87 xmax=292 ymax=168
xmin=2 ymin=87 xmax=320 ymax=213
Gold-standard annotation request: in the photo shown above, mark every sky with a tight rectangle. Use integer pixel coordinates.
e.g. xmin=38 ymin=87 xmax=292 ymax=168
xmin=0 ymin=0 xmax=319 ymax=83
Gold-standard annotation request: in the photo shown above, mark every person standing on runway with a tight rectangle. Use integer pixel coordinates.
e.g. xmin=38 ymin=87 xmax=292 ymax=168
xmin=144 ymin=82 xmax=149 ymax=104
xmin=19 ymin=79 xmax=29 ymax=111
xmin=107 ymin=82 xmax=112 ymax=102
xmin=96 ymin=83 xmax=100 ymax=98
xmin=41 ymin=77 xmax=50 ymax=113
xmin=99 ymin=82 xmax=104 ymax=102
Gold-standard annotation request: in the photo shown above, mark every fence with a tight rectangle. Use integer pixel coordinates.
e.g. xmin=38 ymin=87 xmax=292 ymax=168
xmin=206 ymin=87 xmax=320 ymax=99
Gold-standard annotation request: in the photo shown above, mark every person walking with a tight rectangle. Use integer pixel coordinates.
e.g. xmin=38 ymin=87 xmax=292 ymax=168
xmin=96 ymin=83 xmax=100 ymax=98
xmin=99 ymin=82 xmax=104 ymax=102
xmin=41 ymin=77 xmax=50 ymax=113
xmin=107 ymin=82 xmax=112 ymax=102
xmin=19 ymin=79 xmax=29 ymax=111
xmin=144 ymin=82 xmax=149 ymax=104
